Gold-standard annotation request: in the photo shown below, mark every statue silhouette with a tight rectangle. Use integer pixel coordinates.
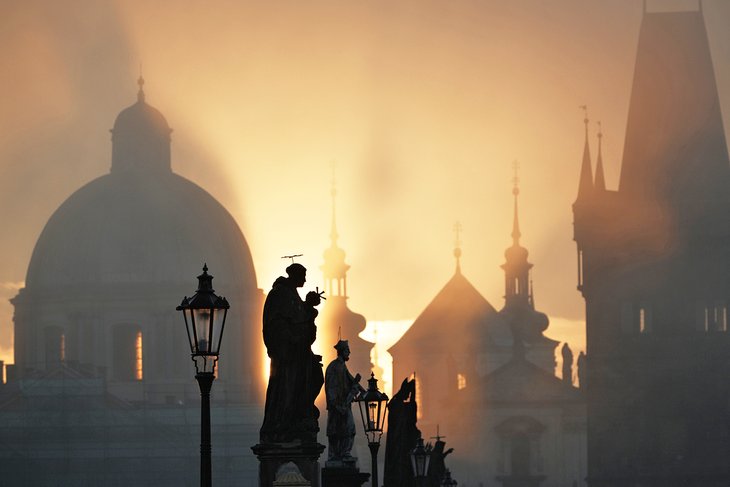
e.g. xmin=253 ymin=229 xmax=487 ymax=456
xmin=384 ymin=377 xmax=420 ymax=487
xmin=260 ymin=263 xmax=324 ymax=444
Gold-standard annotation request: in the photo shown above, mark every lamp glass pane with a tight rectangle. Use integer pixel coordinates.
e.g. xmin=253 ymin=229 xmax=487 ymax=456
xmin=368 ymin=401 xmax=377 ymax=430
xmin=210 ymin=308 xmax=226 ymax=354
xmin=183 ymin=309 xmax=196 ymax=353
xmin=193 ymin=308 xmax=212 ymax=353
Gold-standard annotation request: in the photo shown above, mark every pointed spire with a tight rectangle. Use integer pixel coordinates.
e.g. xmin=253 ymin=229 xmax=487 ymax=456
xmin=321 ymin=161 xmax=350 ymax=297
xmin=511 ymin=160 xmax=521 ymax=246
xmin=137 ymin=75 xmax=146 ymax=103
xmin=594 ymin=121 xmax=606 ymax=191
xmin=329 ymin=161 xmax=339 ymax=247
xmin=453 ymin=221 xmax=463 ymax=273
xmin=576 ymin=105 xmax=593 ymax=201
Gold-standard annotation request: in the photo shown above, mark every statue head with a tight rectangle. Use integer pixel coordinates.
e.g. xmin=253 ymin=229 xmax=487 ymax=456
xmin=334 ymin=339 xmax=350 ymax=361
xmin=286 ymin=263 xmax=307 ymax=287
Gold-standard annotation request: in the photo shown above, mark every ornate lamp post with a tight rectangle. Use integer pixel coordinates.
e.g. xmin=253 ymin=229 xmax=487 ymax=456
xmin=441 ymin=468 xmax=457 ymax=486
xmin=177 ymin=264 xmax=230 ymax=487
xmin=410 ymin=436 xmax=431 ymax=487
xmin=355 ymin=373 xmax=389 ymax=487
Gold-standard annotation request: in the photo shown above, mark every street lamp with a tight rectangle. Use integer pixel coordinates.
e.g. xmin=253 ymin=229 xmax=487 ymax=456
xmin=177 ymin=264 xmax=230 ymax=487
xmin=410 ymin=436 xmax=431 ymax=487
xmin=355 ymin=372 xmax=389 ymax=487
xmin=441 ymin=468 xmax=457 ymax=486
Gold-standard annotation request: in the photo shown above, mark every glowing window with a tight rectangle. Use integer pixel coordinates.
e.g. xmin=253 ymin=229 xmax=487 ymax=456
xmin=60 ymin=334 xmax=66 ymax=362
xmin=135 ymin=331 xmax=143 ymax=381
xmin=639 ymin=308 xmax=646 ymax=333
xmin=457 ymin=373 xmax=467 ymax=390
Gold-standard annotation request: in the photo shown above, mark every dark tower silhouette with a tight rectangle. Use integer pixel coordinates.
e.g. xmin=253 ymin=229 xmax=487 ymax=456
xmin=573 ymin=6 xmax=730 ymax=485
xmin=318 ymin=169 xmax=372 ymax=379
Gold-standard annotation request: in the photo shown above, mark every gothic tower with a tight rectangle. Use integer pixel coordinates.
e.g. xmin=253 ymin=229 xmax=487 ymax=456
xmin=573 ymin=6 xmax=730 ymax=485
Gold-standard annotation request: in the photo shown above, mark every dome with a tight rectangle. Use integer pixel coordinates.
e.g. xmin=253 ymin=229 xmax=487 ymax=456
xmin=504 ymin=243 xmax=529 ymax=262
xmin=25 ymin=170 xmax=257 ymax=294
xmin=112 ymin=99 xmax=171 ymax=138
xmin=110 ymin=79 xmax=173 ymax=174
xmin=25 ymin=79 xmax=256 ymax=294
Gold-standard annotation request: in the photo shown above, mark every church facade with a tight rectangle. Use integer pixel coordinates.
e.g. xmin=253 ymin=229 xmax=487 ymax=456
xmin=390 ymin=180 xmax=586 ymax=487
xmin=573 ymin=6 xmax=730 ymax=486
xmin=0 ymin=79 xmax=264 ymax=486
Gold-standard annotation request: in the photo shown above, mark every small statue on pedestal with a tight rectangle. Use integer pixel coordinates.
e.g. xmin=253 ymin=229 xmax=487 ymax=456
xmin=324 ymin=340 xmax=365 ymax=466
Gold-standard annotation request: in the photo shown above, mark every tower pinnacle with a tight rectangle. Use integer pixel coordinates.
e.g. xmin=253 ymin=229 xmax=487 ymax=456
xmin=595 ymin=121 xmax=606 ymax=191
xmin=576 ymin=105 xmax=593 ymax=201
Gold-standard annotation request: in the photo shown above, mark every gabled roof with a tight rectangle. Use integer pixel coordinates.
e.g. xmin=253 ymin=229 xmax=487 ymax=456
xmin=389 ymin=270 xmax=497 ymax=355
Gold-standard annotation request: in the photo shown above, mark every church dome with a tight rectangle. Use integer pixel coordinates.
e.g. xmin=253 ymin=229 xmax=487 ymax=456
xmin=25 ymin=171 xmax=257 ymax=293
xmin=25 ymin=81 xmax=257 ymax=295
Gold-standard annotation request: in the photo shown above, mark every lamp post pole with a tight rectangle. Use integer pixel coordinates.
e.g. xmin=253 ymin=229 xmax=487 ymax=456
xmin=177 ymin=264 xmax=229 ymax=487
xmin=197 ymin=372 xmax=214 ymax=487
xmin=368 ymin=442 xmax=380 ymax=487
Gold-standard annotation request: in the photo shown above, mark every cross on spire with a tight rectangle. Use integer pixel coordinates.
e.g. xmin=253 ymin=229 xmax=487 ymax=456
xmin=453 ymin=221 xmax=463 ymax=273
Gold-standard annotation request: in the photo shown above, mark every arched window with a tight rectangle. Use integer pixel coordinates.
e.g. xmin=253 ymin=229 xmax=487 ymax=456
xmin=113 ymin=325 xmax=143 ymax=381
xmin=43 ymin=326 xmax=65 ymax=367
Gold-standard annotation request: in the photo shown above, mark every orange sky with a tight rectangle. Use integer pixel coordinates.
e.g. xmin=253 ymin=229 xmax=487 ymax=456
xmin=2 ymin=0 xmax=730 ymax=370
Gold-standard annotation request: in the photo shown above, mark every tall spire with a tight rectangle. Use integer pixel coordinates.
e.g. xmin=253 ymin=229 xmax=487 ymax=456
xmin=595 ymin=121 xmax=606 ymax=191
xmin=321 ymin=162 xmax=350 ymax=297
xmin=453 ymin=221 xmax=462 ymax=274
xmin=502 ymin=162 xmax=532 ymax=307
xmin=511 ymin=160 xmax=521 ymax=246
xmin=576 ymin=105 xmax=593 ymax=201
xmin=329 ymin=162 xmax=339 ymax=247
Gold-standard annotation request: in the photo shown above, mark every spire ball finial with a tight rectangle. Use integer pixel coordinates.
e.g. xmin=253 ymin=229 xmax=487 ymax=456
xmin=137 ymin=75 xmax=146 ymax=103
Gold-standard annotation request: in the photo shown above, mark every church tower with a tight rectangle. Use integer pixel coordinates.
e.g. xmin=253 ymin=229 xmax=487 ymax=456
xmin=318 ymin=170 xmax=372 ymax=378
xmin=573 ymin=5 xmax=730 ymax=485
xmin=498 ymin=164 xmax=558 ymax=373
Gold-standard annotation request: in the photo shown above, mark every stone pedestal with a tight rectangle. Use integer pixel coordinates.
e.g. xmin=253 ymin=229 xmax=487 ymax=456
xmin=252 ymin=442 xmax=326 ymax=487
xmin=321 ymin=464 xmax=370 ymax=487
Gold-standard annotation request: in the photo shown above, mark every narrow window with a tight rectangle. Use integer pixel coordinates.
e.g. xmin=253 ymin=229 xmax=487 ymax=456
xmin=113 ymin=325 xmax=142 ymax=381
xmin=60 ymin=334 xmax=66 ymax=362
xmin=135 ymin=331 xmax=143 ymax=380
xmin=639 ymin=308 xmax=646 ymax=333
xmin=457 ymin=373 xmax=467 ymax=390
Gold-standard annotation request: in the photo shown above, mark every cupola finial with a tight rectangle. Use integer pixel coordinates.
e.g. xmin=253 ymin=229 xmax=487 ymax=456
xmin=137 ymin=74 xmax=145 ymax=103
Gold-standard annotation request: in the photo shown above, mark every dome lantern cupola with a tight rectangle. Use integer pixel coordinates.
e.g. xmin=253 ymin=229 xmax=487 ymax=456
xmin=110 ymin=77 xmax=172 ymax=174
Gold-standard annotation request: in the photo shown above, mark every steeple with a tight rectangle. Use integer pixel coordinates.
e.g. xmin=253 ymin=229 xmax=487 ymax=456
xmin=594 ymin=121 xmax=606 ymax=191
xmin=511 ymin=161 xmax=521 ymax=246
xmin=502 ymin=162 xmax=533 ymax=307
xmin=321 ymin=164 xmax=350 ymax=298
xmin=575 ymin=106 xmax=593 ymax=202
xmin=453 ymin=221 xmax=462 ymax=274
xmin=617 ymin=7 xmax=729 ymax=207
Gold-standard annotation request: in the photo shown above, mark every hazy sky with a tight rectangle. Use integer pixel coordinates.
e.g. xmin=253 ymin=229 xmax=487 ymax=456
xmin=3 ymin=0 xmax=730 ymax=366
